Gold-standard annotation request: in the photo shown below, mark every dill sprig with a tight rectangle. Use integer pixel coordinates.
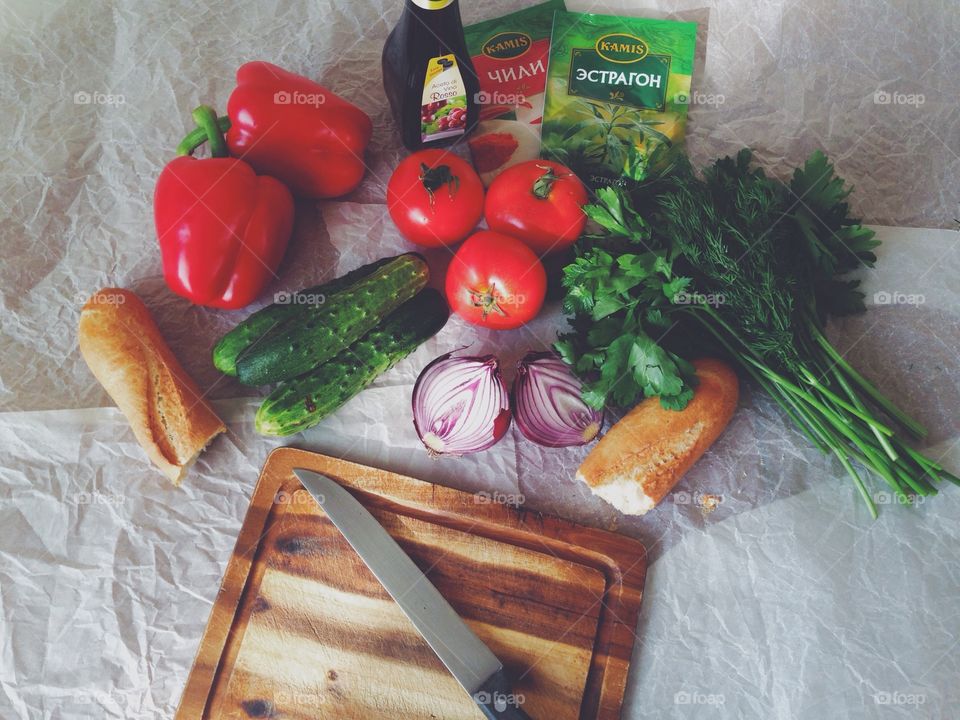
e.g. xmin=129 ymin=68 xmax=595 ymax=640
xmin=556 ymin=149 xmax=958 ymax=516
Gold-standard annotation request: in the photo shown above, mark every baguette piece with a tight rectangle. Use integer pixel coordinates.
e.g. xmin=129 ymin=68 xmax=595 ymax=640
xmin=78 ymin=288 xmax=225 ymax=484
xmin=576 ymin=358 xmax=738 ymax=515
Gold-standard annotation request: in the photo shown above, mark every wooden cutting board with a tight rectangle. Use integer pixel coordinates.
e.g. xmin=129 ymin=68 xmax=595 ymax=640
xmin=176 ymin=448 xmax=647 ymax=720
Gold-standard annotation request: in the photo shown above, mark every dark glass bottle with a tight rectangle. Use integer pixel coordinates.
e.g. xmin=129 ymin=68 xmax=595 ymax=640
xmin=382 ymin=0 xmax=480 ymax=151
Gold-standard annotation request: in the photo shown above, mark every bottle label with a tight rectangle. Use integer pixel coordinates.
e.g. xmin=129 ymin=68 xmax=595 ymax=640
xmin=420 ymin=54 xmax=468 ymax=142
xmin=411 ymin=0 xmax=455 ymax=9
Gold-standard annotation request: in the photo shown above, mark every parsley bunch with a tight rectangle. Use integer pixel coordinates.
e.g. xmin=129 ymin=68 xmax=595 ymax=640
xmin=556 ymin=150 xmax=958 ymax=516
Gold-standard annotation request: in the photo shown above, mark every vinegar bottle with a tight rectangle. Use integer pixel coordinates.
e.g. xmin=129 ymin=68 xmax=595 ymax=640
xmin=382 ymin=0 xmax=480 ymax=151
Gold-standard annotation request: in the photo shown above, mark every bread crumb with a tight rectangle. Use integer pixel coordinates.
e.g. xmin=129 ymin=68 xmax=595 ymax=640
xmin=699 ymin=493 xmax=722 ymax=515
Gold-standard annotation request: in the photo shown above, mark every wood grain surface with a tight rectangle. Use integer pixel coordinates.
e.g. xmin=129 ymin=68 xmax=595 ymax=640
xmin=176 ymin=448 xmax=647 ymax=719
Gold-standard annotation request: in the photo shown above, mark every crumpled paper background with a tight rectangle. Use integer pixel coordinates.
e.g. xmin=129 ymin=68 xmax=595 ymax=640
xmin=0 ymin=0 xmax=958 ymax=718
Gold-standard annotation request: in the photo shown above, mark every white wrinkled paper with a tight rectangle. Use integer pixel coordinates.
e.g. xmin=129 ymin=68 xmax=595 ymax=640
xmin=1 ymin=1 xmax=958 ymax=718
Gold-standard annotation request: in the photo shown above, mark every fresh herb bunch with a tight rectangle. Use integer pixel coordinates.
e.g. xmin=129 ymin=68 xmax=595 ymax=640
xmin=555 ymin=188 xmax=698 ymax=410
xmin=556 ymin=149 xmax=958 ymax=516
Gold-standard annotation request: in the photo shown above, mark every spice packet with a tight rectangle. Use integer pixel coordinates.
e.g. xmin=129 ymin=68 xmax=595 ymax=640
xmin=540 ymin=11 xmax=698 ymax=190
xmin=464 ymin=0 xmax=565 ymax=185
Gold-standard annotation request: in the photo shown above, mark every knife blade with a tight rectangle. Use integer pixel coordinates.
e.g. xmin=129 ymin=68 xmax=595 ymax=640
xmin=293 ymin=468 xmax=532 ymax=720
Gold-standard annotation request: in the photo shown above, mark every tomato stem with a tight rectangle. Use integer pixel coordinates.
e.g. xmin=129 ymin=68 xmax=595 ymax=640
xmin=469 ymin=284 xmax=507 ymax=318
xmin=532 ymin=164 xmax=570 ymax=199
xmin=419 ymin=162 xmax=459 ymax=208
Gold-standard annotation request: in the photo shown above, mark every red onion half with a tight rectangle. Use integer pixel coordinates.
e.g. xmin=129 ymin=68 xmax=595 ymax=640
xmin=412 ymin=353 xmax=511 ymax=456
xmin=513 ymin=351 xmax=603 ymax=447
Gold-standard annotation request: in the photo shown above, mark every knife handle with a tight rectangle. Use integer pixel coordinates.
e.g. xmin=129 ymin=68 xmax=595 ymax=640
xmin=473 ymin=668 xmax=533 ymax=719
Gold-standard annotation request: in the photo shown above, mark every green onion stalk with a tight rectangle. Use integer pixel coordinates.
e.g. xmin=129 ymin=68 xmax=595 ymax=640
xmin=681 ymin=301 xmax=958 ymax=519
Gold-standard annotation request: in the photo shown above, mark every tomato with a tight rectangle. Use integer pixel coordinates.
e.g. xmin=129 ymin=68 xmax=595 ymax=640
xmin=387 ymin=149 xmax=484 ymax=248
xmin=445 ymin=231 xmax=547 ymax=330
xmin=484 ymin=159 xmax=588 ymax=255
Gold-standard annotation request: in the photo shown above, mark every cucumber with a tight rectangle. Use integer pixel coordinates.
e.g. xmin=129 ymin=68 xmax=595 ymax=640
xmin=255 ymin=289 xmax=449 ymax=437
xmin=212 ymin=256 xmax=393 ymax=376
xmin=236 ymin=253 xmax=429 ymax=386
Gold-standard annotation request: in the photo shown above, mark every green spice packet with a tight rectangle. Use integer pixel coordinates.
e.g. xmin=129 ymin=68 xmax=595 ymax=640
xmin=541 ymin=11 xmax=698 ymax=190
xmin=464 ymin=0 xmax=565 ymax=185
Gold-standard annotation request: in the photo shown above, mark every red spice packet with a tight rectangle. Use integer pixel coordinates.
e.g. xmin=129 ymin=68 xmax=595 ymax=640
xmin=464 ymin=0 xmax=565 ymax=185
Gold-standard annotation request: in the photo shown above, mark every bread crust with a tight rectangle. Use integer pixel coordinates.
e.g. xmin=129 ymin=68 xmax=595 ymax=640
xmin=78 ymin=289 xmax=225 ymax=484
xmin=576 ymin=358 xmax=739 ymax=515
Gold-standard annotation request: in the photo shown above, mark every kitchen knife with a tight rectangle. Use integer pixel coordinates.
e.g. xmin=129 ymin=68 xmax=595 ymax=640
xmin=293 ymin=469 xmax=533 ymax=720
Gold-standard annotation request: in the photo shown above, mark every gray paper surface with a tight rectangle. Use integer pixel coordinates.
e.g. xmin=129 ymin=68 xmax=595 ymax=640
xmin=1 ymin=1 xmax=958 ymax=718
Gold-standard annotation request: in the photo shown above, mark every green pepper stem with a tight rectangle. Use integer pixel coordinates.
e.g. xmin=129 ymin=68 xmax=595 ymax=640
xmin=176 ymin=108 xmax=231 ymax=157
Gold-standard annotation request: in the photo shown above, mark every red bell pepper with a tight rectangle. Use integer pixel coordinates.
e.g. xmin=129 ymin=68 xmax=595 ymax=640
xmin=225 ymin=61 xmax=373 ymax=199
xmin=154 ymin=105 xmax=294 ymax=310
